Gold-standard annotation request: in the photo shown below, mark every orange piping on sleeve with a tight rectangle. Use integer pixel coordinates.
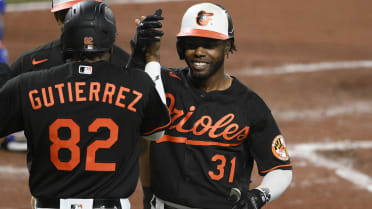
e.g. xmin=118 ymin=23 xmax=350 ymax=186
xmin=260 ymin=164 xmax=292 ymax=174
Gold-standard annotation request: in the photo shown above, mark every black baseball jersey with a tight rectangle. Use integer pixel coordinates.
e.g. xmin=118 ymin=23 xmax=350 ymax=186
xmin=9 ymin=39 xmax=129 ymax=79
xmin=150 ymin=67 xmax=292 ymax=209
xmin=0 ymin=62 xmax=9 ymax=87
xmin=0 ymin=61 xmax=170 ymax=199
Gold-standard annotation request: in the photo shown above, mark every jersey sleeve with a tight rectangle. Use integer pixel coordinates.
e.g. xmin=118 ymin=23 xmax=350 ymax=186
xmin=140 ymin=84 xmax=170 ymax=136
xmin=247 ymin=100 xmax=292 ymax=176
xmin=0 ymin=76 xmax=24 ymax=137
xmin=110 ymin=45 xmax=130 ymax=66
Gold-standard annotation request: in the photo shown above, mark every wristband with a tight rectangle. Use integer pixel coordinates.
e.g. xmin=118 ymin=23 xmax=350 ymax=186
xmin=145 ymin=61 xmax=166 ymax=104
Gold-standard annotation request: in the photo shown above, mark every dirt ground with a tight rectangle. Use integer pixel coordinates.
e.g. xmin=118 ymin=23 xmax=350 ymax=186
xmin=1 ymin=0 xmax=372 ymax=208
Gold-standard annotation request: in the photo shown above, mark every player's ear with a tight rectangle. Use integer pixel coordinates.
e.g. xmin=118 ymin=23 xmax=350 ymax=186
xmin=101 ymin=47 xmax=114 ymax=62
xmin=224 ymin=40 xmax=232 ymax=58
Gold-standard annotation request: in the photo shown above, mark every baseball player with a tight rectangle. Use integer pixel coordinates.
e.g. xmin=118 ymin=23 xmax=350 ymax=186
xmin=133 ymin=3 xmax=293 ymax=209
xmin=0 ymin=1 xmax=170 ymax=209
xmin=1 ymin=0 xmax=130 ymax=151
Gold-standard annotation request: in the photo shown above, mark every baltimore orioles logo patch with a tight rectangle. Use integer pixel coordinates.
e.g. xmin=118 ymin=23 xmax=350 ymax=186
xmin=196 ymin=10 xmax=214 ymax=26
xmin=272 ymin=135 xmax=289 ymax=161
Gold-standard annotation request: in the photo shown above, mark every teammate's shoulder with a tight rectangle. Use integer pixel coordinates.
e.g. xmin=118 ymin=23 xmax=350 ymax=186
xmin=231 ymin=77 xmax=256 ymax=93
xmin=0 ymin=62 xmax=10 ymax=87
xmin=231 ymin=77 xmax=267 ymax=102
xmin=112 ymin=44 xmax=129 ymax=56
xmin=5 ymin=68 xmax=45 ymax=86
xmin=17 ymin=39 xmax=60 ymax=58
xmin=161 ymin=66 xmax=188 ymax=79
xmin=110 ymin=44 xmax=130 ymax=65
xmin=128 ymin=66 xmax=152 ymax=79
xmin=12 ymin=39 xmax=61 ymax=66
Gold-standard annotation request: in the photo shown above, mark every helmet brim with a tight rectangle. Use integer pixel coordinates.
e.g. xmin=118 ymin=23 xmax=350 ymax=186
xmin=51 ymin=0 xmax=103 ymax=13
xmin=177 ymin=29 xmax=229 ymax=40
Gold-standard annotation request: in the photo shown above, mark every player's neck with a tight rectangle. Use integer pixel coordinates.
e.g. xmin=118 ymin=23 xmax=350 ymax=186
xmin=194 ymin=71 xmax=232 ymax=92
xmin=79 ymin=52 xmax=111 ymax=63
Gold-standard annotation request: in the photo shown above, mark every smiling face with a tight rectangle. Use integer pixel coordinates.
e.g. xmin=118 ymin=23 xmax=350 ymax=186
xmin=182 ymin=37 xmax=230 ymax=81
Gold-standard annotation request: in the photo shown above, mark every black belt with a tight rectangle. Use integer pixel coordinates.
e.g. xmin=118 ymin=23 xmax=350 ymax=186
xmin=36 ymin=198 xmax=122 ymax=209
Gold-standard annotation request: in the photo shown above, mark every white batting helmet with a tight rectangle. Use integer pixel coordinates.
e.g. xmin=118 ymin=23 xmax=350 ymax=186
xmin=177 ymin=2 xmax=234 ymax=40
xmin=51 ymin=0 xmax=103 ymax=12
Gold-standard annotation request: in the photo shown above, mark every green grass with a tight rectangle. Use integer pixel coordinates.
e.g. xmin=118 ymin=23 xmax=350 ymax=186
xmin=7 ymin=0 xmax=48 ymax=4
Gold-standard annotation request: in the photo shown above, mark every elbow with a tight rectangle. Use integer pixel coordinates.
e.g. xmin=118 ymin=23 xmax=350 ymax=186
xmin=142 ymin=130 xmax=164 ymax=141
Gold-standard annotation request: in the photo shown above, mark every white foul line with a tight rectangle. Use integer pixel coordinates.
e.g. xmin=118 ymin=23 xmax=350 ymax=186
xmin=290 ymin=140 xmax=372 ymax=193
xmin=0 ymin=165 xmax=27 ymax=176
xmin=237 ymin=60 xmax=372 ymax=76
xmin=274 ymin=101 xmax=372 ymax=121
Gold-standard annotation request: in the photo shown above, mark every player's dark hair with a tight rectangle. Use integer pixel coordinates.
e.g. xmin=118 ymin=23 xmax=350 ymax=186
xmin=176 ymin=37 xmax=237 ymax=60
xmin=229 ymin=39 xmax=237 ymax=53
xmin=213 ymin=3 xmax=237 ymax=53
xmin=54 ymin=9 xmax=69 ymax=24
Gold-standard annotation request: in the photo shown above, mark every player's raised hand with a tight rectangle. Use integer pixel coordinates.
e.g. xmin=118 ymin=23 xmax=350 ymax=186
xmin=135 ymin=9 xmax=164 ymax=44
xmin=129 ymin=9 xmax=164 ymax=68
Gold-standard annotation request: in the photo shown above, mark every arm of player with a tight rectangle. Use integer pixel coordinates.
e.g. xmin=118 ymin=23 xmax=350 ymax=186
xmin=142 ymin=41 xmax=166 ymax=141
xmin=0 ymin=76 xmax=24 ymax=137
xmin=142 ymin=130 xmax=165 ymax=141
xmin=127 ymin=9 xmax=164 ymax=70
xmin=0 ymin=62 xmax=10 ymax=87
xmin=256 ymin=169 xmax=292 ymax=202
xmin=232 ymin=169 xmax=292 ymax=209
xmin=143 ymin=9 xmax=166 ymax=105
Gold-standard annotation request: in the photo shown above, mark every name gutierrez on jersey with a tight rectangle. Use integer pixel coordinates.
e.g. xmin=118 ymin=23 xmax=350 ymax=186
xmin=28 ymin=81 xmax=143 ymax=111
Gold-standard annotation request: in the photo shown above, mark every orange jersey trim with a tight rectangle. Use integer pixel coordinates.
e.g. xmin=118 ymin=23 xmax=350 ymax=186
xmin=143 ymin=120 xmax=171 ymax=136
xmin=156 ymin=135 xmax=244 ymax=147
xmin=177 ymin=29 xmax=229 ymax=40
xmin=259 ymin=164 xmax=292 ymax=174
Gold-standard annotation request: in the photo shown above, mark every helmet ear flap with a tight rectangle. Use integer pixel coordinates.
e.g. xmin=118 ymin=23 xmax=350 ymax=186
xmin=176 ymin=38 xmax=185 ymax=60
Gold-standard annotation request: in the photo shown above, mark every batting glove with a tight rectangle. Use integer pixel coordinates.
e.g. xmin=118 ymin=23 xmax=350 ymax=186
xmin=232 ymin=188 xmax=270 ymax=209
xmin=127 ymin=9 xmax=164 ymax=69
